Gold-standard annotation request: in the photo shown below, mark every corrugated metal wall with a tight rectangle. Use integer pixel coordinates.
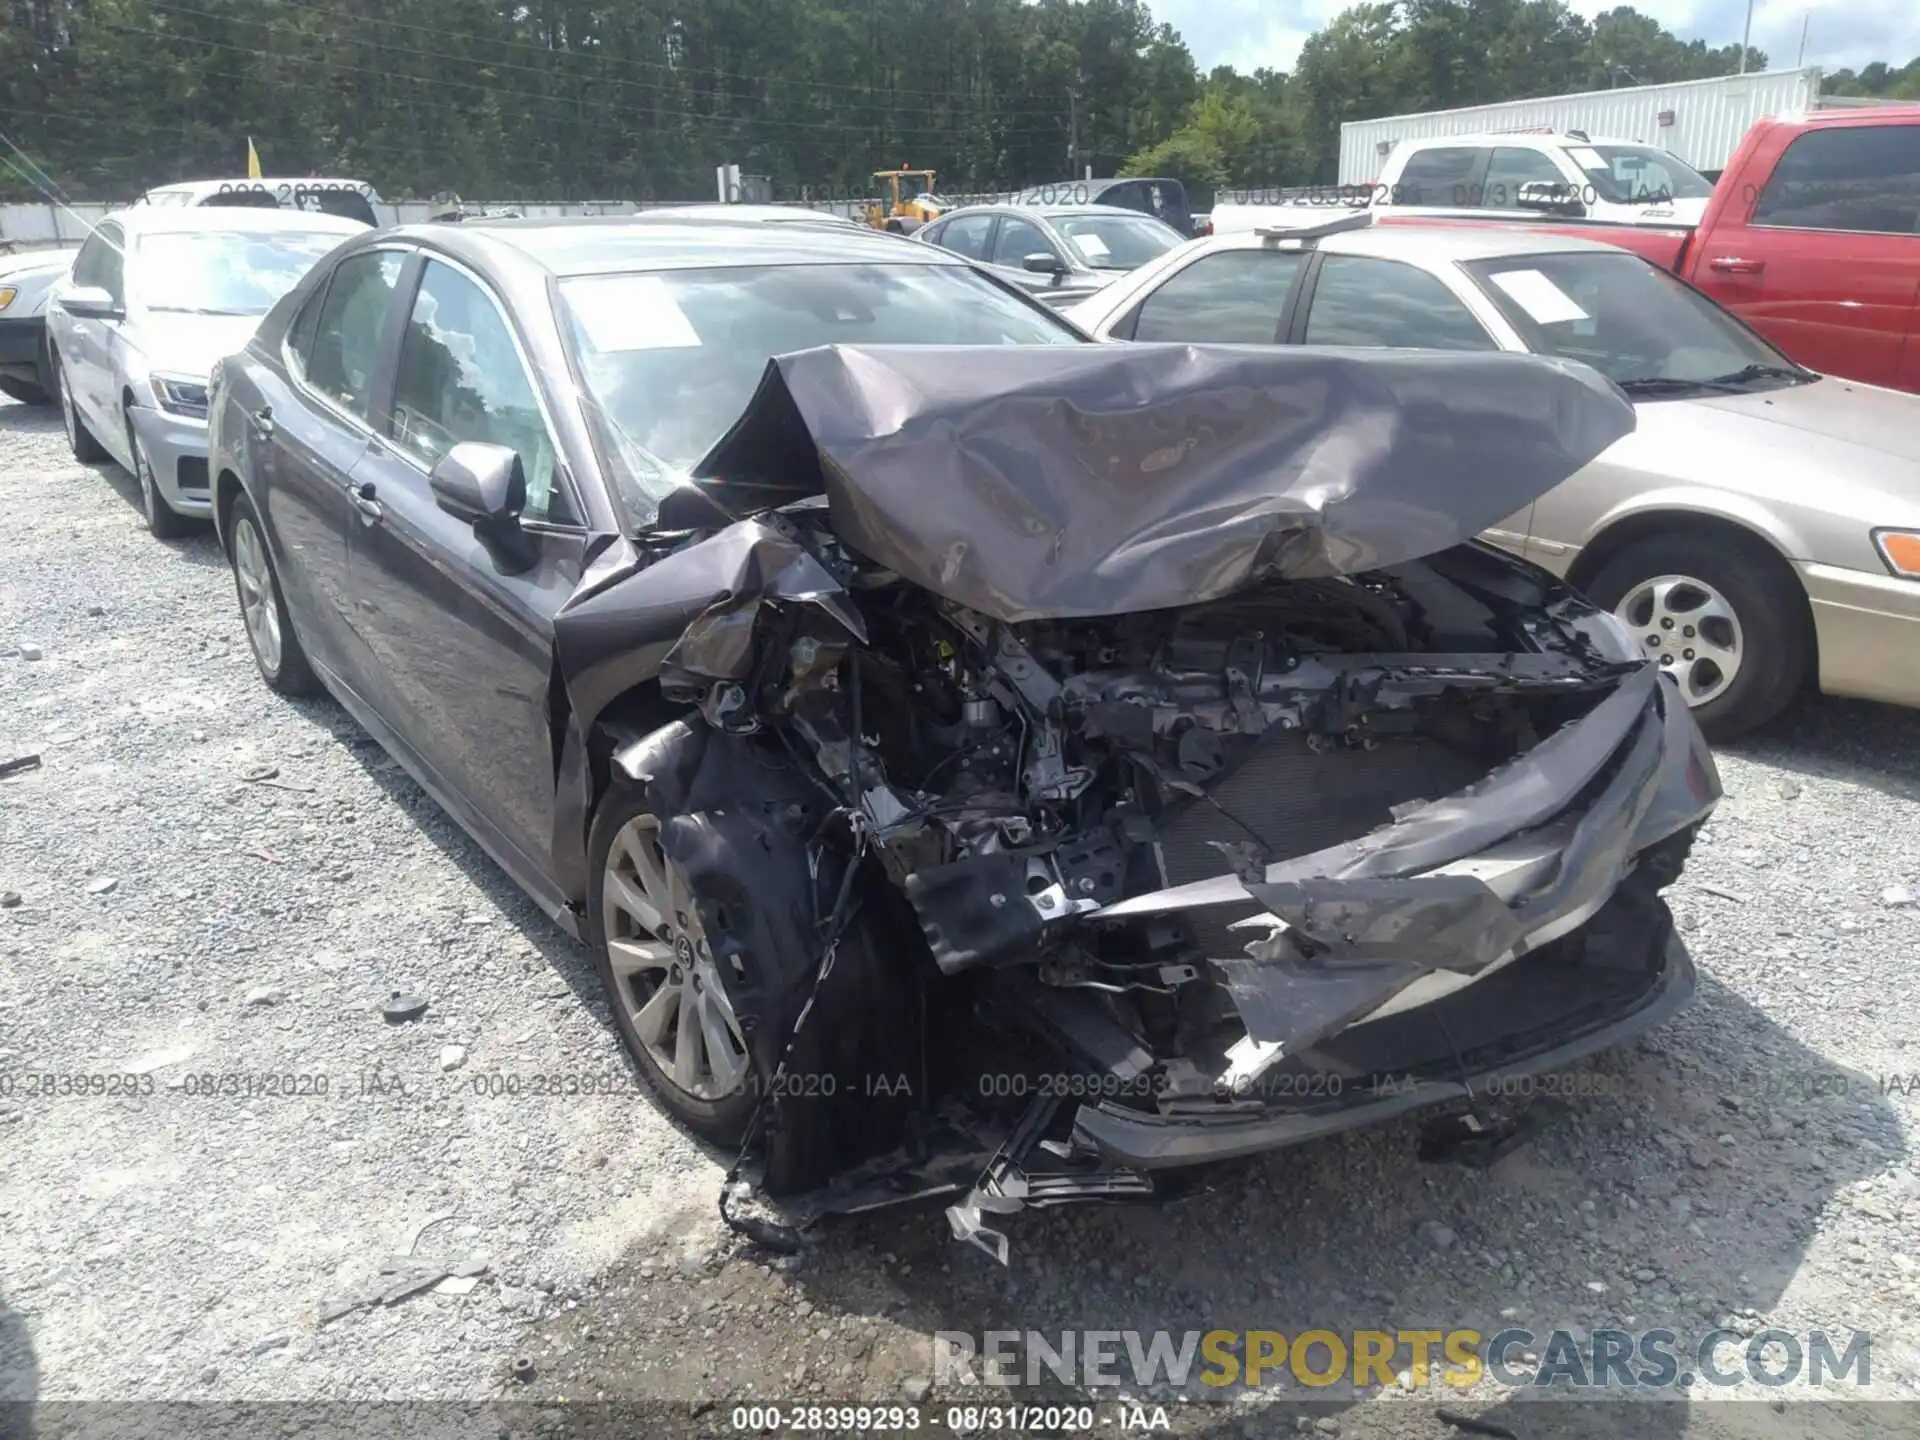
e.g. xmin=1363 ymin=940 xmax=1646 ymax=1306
xmin=1338 ymin=67 xmax=1823 ymax=184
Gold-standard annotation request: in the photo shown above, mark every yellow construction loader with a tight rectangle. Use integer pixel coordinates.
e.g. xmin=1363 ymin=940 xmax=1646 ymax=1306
xmin=865 ymin=169 xmax=947 ymax=232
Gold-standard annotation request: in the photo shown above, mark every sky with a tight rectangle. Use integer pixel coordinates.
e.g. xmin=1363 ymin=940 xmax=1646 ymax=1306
xmin=1149 ymin=0 xmax=1920 ymax=79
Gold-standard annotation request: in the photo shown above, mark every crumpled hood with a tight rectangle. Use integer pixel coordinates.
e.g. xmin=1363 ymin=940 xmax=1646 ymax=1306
xmin=692 ymin=343 xmax=1636 ymax=623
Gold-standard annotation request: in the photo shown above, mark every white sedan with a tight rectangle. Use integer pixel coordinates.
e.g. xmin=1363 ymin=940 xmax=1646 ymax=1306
xmin=1065 ymin=219 xmax=1920 ymax=742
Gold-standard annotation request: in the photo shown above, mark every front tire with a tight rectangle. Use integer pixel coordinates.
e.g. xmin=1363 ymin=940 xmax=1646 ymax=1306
xmin=1584 ymin=531 xmax=1809 ymax=742
xmin=586 ymin=729 xmax=922 ymax=1193
xmin=226 ymin=491 xmax=317 ymax=696
xmin=127 ymin=415 xmax=193 ymax=539
xmin=56 ymin=355 xmax=106 ymax=462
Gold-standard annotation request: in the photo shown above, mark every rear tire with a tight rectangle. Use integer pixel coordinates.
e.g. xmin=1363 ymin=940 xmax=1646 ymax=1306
xmin=226 ymin=490 xmax=317 ymax=696
xmin=56 ymin=355 xmax=106 ymax=462
xmin=1583 ymin=531 xmax=1808 ymax=742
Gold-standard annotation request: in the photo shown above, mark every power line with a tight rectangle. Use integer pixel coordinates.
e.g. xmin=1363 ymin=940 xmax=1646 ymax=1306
xmin=238 ymin=0 xmax=1078 ymax=108
xmin=88 ymin=17 xmax=1071 ymax=142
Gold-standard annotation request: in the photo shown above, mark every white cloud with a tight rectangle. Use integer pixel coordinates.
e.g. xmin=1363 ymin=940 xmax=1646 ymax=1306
xmin=1149 ymin=0 xmax=1920 ymax=76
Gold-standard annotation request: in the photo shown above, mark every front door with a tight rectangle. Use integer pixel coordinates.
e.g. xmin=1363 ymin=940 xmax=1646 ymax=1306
xmin=264 ymin=247 xmax=408 ymax=687
xmin=345 ymin=254 xmax=588 ymax=884
xmin=59 ymin=220 xmax=125 ymax=434
xmin=1719 ymin=122 xmax=1920 ymax=389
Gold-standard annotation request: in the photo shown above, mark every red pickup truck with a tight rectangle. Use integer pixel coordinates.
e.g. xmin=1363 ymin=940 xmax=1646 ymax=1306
xmin=1381 ymin=106 xmax=1920 ymax=393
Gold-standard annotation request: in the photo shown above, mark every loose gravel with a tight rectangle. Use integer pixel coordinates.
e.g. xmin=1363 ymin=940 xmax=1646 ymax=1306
xmin=4 ymin=394 xmax=1919 ymax=1436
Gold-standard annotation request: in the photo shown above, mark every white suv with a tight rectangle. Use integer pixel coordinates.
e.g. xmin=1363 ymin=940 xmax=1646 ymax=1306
xmin=1213 ymin=132 xmax=1715 ymax=234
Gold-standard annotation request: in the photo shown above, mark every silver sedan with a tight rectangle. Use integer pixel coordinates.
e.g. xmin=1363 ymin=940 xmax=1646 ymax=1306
xmin=1066 ymin=221 xmax=1920 ymax=740
xmin=44 ymin=207 xmax=366 ymax=537
xmin=918 ymin=203 xmax=1185 ymax=308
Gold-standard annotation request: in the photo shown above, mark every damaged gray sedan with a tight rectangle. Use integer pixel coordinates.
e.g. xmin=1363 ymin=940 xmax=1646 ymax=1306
xmin=204 ymin=217 xmax=1719 ymax=1255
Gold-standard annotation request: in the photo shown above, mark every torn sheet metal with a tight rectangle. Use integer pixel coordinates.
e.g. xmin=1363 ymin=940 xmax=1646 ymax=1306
xmin=692 ymin=343 xmax=1636 ymax=623
xmin=1215 ymin=875 xmax=1527 ymax=1053
xmin=552 ymin=516 xmax=865 ymax=740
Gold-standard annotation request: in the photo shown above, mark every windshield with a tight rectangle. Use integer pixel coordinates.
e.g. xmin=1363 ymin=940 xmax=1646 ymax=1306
xmin=1054 ymin=213 xmax=1181 ymax=270
xmin=1568 ymin=144 xmax=1715 ymax=204
xmin=1463 ymin=250 xmax=1806 ymax=394
xmin=134 ymin=229 xmax=348 ymax=315
xmin=556 ymin=261 xmax=1082 ymax=520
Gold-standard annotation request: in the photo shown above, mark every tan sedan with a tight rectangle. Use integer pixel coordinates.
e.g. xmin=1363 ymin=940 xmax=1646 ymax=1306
xmin=1065 ymin=222 xmax=1920 ymax=740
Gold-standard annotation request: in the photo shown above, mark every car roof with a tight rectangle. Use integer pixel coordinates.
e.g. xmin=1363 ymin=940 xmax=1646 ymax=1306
xmin=405 ymin=214 xmax=958 ymax=277
xmin=936 ymin=203 xmax=1162 ymax=221
xmin=104 ymin=207 xmax=372 ymax=238
xmin=634 ymin=204 xmax=861 ymax=226
xmin=1259 ymin=223 xmax=1624 ymax=264
xmin=1399 ymin=132 xmax=1639 ymax=148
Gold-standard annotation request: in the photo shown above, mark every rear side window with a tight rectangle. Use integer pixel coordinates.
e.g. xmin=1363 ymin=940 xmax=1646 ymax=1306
xmin=1130 ymin=250 xmax=1303 ymax=343
xmin=1392 ymin=147 xmax=1483 ymax=206
xmin=301 ymin=250 xmax=405 ymax=419
xmin=1752 ymin=126 xmax=1920 ymax=235
xmin=1303 ymin=255 xmax=1497 ymax=351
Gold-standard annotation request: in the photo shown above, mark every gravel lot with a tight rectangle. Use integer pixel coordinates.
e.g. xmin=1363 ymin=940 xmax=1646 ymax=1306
xmin=4 ymin=392 xmax=1920 ymax=1437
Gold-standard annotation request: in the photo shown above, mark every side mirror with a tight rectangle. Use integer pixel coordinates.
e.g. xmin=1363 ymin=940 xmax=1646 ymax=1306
xmin=60 ymin=285 xmax=123 ymax=321
xmin=1022 ymin=252 xmax=1069 ymax=276
xmin=1515 ymin=183 xmax=1586 ymax=218
xmin=429 ymin=441 xmax=525 ymax=527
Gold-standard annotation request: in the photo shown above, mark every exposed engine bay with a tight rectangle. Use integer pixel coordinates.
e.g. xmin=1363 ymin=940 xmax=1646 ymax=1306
xmin=550 ymin=343 xmax=1716 ymax=1257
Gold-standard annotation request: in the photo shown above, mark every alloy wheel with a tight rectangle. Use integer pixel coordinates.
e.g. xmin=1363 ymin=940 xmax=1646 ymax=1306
xmin=232 ymin=517 xmax=284 ymax=676
xmin=132 ymin=431 xmax=158 ymax=523
xmin=1615 ymin=573 xmax=1743 ymax=707
xmin=600 ymin=814 xmax=749 ymax=1101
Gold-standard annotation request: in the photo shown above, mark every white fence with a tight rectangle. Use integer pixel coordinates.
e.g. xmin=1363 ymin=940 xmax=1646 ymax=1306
xmin=0 ymin=188 xmax=1055 ymax=250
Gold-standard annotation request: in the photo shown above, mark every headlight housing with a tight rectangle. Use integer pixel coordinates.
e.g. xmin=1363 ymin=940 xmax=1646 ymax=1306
xmin=151 ymin=372 xmax=210 ymax=420
xmin=0 ymin=287 xmax=16 ymax=311
xmin=1873 ymin=529 xmax=1920 ymax=580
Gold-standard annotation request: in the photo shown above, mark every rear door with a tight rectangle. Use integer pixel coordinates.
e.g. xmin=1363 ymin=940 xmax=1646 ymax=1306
xmin=1705 ymin=121 xmax=1920 ymax=388
xmin=267 ymin=245 xmax=410 ymax=686
xmin=345 ymin=252 xmax=590 ymax=883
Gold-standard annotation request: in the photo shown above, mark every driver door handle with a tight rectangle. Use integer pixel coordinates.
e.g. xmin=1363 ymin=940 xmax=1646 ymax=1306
xmin=249 ymin=405 xmax=274 ymax=438
xmin=350 ymin=480 xmax=383 ymax=522
xmin=1708 ymin=256 xmax=1765 ymax=275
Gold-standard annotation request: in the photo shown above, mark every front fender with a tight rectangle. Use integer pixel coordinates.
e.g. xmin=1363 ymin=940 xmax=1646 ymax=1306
xmin=1578 ymin=484 xmax=1809 ymax=564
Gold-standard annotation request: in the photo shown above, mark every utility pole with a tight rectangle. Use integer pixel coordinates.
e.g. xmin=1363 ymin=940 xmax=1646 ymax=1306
xmin=1739 ymin=0 xmax=1754 ymax=75
xmin=1067 ymin=83 xmax=1079 ymax=177
xmin=1797 ymin=13 xmax=1809 ymax=68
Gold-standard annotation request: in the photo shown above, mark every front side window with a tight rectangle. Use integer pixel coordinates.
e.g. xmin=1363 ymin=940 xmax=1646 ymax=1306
xmin=302 ymin=249 xmax=405 ymax=419
xmin=1303 ymin=255 xmax=1496 ymax=351
xmin=1752 ymin=126 xmax=1920 ymax=235
xmin=133 ymin=228 xmax=348 ymax=316
xmin=989 ymin=216 xmax=1055 ymax=267
xmin=1130 ymin=249 xmax=1303 ymax=343
xmin=390 ymin=260 xmax=567 ymax=523
xmin=71 ymin=223 xmax=123 ymax=297
xmin=555 ymin=261 xmax=1080 ymax=521
xmin=1464 ymin=249 xmax=1805 ymax=393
